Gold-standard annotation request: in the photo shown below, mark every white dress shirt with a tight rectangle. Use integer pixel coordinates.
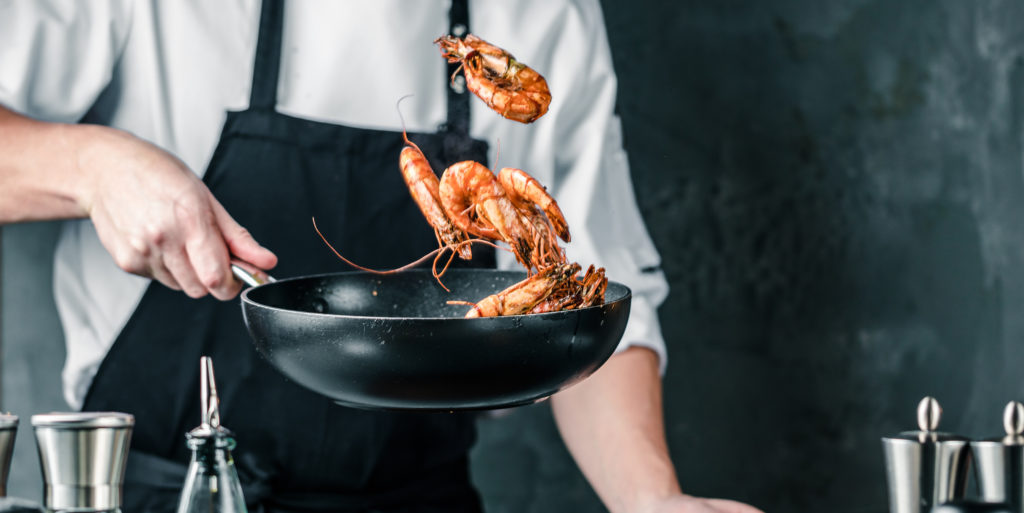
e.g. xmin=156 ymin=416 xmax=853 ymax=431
xmin=0 ymin=0 xmax=669 ymax=409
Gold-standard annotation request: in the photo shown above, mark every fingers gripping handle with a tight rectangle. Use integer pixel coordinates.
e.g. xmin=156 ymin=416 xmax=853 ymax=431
xmin=230 ymin=260 xmax=276 ymax=288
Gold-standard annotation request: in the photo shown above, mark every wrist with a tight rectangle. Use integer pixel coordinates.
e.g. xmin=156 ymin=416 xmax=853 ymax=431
xmin=623 ymin=479 xmax=683 ymax=513
xmin=599 ymin=450 xmax=680 ymax=513
xmin=66 ymin=123 xmax=133 ymax=216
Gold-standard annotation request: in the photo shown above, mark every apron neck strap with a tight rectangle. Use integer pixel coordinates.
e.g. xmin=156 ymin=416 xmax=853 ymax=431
xmin=445 ymin=0 xmax=471 ymax=135
xmin=249 ymin=0 xmax=285 ymax=111
xmin=248 ymin=0 xmax=471 ymax=130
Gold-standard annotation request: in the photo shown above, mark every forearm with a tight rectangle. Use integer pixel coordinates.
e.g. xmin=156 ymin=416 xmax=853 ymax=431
xmin=0 ymin=105 xmax=106 ymax=223
xmin=551 ymin=346 xmax=680 ymax=513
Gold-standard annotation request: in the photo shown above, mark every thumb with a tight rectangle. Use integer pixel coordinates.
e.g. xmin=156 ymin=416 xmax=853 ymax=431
xmin=211 ymin=197 xmax=278 ymax=270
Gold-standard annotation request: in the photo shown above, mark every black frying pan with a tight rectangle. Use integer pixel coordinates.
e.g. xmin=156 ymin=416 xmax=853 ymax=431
xmin=235 ymin=268 xmax=631 ymax=410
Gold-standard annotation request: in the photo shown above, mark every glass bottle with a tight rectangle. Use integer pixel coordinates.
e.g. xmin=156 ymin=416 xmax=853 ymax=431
xmin=176 ymin=357 xmax=248 ymax=513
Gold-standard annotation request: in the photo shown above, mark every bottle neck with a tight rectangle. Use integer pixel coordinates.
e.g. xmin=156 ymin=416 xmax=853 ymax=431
xmin=177 ymin=431 xmax=248 ymax=513
xmin=186 ymin=434 xmax=237 ymax=469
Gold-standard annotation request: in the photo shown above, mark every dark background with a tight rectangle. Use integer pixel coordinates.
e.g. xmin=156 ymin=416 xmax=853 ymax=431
xmin=476 ymin=1 xmax=1024 ymax=512
xmin=4 ymin=1 xmax=1024 ymax=512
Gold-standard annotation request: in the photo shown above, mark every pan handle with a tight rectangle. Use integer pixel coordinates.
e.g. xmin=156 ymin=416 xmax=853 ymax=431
xmin=230 ymin=260 xmax=276 ymax=288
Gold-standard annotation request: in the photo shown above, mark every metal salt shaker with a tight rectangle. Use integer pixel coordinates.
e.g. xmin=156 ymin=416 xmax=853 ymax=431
xmin=971 ymin=401 xmax=1024 ymax=512
xmin=31 ymin=412 xmax=134 ymax=512
xmin=882 ymin=397 xmax=972 ymax=513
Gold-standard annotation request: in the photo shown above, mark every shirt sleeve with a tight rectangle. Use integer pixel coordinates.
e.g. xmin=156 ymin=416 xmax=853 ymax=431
xmin=0 ymin=0 xmax=133 ymax=122
xmin=549 ymin=0 xmax=671 ymax=372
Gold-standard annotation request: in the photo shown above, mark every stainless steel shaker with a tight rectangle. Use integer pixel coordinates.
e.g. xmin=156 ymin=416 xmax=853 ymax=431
xmin=0 ymin=414 xmax=18 ymax=497
xmin=882 ymin=397 xmax=972 ymax=513
xmin=972 ymin=401 xmax=1024 ymax=512
xmin=32 ymin=412 xmax=134 ymax=512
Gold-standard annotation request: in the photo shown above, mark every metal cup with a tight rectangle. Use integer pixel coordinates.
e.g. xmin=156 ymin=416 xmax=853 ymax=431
xmin=32 ymin=412 xmax=133 ymax=512
xmin=882 ymin=397 xmax=972 ymax=513
xmin=0 ymin=414 xmax=18 ymax=497
xmin=972 ymin=401 xmax=1024 ymax=512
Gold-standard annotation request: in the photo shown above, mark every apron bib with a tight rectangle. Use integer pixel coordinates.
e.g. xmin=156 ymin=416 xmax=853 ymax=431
xmin=82 ymin=1 xmax=492 ymax=511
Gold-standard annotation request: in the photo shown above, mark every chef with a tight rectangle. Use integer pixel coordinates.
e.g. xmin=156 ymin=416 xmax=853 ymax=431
xmin=0 ymin=1 xmax=761 ymax=512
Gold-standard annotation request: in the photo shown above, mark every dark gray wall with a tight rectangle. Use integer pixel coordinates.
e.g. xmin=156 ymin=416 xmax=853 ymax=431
xmin=5 ymin=1 xmax=1024 ymax=512
xmin=476 ymin=1 xmax=1024 ymax=512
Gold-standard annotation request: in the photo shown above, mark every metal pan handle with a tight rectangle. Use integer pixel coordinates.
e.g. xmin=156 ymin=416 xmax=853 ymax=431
xmin=230 ymin=260 xmax=276 ymax=288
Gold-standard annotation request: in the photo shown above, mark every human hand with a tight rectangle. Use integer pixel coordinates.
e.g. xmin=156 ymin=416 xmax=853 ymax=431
xmin=641 ymin=494 xmax=764 ymax=513
xmin=76 ymin=126 xmax=276 ymax=299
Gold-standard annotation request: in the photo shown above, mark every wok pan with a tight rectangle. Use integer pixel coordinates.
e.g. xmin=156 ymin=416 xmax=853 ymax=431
xmin=236 ymin=267 xmax=631 ymax=410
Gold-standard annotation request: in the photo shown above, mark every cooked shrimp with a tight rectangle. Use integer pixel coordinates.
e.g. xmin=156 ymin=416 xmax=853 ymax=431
xmin=463 ymin=263 xmax=579 ymax=318
xmin=498 ymin=167 xmax=570 ymax=242
xmin=399 ymin=142 xmax=472 ymax=260
xmin=528 ymin=265 xmax=607 ymax=314
xmin=435 ymin=34 xmax=552 ymax=124
xmin=577 ymin=265 xmax=607 ymax=307
xmin=521 ymin=212 xmax=565 ymax=269
xmin=438 ymin=160 xmax=539 ymax=271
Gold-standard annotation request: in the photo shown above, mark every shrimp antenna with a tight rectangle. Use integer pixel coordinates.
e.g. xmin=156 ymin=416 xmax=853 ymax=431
xmin=314 ymin=217 xmax=440 ymax=273
xmin=313 ymin=217 xmax=510 ymax=289
xmin=396 ymin=94 xmax=421 ymax=150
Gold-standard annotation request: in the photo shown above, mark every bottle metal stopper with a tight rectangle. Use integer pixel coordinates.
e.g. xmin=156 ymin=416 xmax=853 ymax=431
xmin=191 ymin=356 xmax=230 ymax=439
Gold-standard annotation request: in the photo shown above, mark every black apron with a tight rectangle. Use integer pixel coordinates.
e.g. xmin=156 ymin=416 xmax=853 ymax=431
xmin=81 ymin=1 xmax=492 ymax=511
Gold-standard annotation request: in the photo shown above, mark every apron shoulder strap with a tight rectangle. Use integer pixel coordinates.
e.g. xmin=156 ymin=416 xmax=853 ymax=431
xmin=445 ymin=0 xmax=471 ymax=135
xmin=250 ymin=0 xmax=285 ymax=111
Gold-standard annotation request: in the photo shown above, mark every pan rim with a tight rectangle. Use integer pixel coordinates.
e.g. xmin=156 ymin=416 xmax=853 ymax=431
xmin=240 ymin=268 xmax=632 ymax=321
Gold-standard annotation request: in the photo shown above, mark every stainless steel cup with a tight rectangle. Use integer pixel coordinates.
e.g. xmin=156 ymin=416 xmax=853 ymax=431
xmin=972 ymin=401 xmax=1024 ymax=512
xmin=32 ymin=412 xmax=133 ymax=512
xmin=882 ymin=397 xmax=972 ymax=513
xmin=0 ymin=414 xmax=18 ymax=497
